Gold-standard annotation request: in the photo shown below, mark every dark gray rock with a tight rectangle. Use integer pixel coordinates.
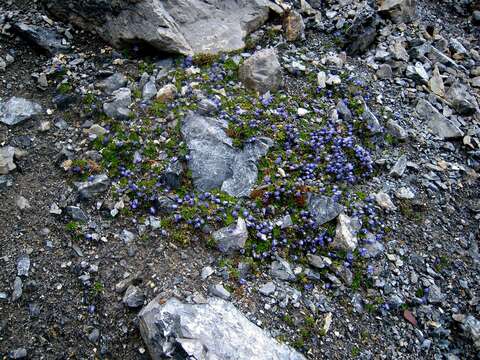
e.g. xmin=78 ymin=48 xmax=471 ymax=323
xmin=344 ymin=5 xmax=380 ymax=55
xmin=212 ymin=217 xmax=248 ymax=253
xmin=123 ymin=285 xmax=145 ymax=308
xmin=308 ymin=194 xmax=342 ymax=226
xmin=181 ymin=112 xmax=272 ymax=197
xmin=44 ymin=0 xmax=271 ymax=55
xmin=239 ymin=48 xmax=283 ymax=94
xmin=76 ymin=174 xmax=110 ymax=200
xmin=13 ymin=23 xmax=69 ymax=55
xmin=96 ymin=73 xmax=127 ymax=94
xmin=270 ymin=257 xmax=296 ymax=281
xmin=163 ymin=160 xmax=184 ymax=189
xmin=103 ymin=87 xmax=131 ymax=120
xmin=138 ymin=297 xmax=306 ymax=360
xmin=0 ymin=97 xmax=42 ymax=126
xmin=416 ymin=99 xmax=463 ymax=139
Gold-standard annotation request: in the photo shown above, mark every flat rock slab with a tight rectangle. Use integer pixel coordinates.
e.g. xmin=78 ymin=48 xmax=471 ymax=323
xmin=44 ymin=0 xmax=271 ymax=55
xmin=139 ymin=296 xmax=306 ymax=360
xmin=0 ymin=97 xmax=42 ymax=126
xmin=13 ymin=23 xmax=69 ymax=55
xmin=181 ymin=112 xmax=272 ymax=197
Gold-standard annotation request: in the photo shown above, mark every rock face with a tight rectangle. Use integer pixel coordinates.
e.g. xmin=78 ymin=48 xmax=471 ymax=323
xmin=239 ymin=48 xmax=283 ymax=94
xmin=181 ymin=112 xmax=272 ymax=197
xmin=43 ymin=0 xmax=271 ymax=55
xmin=0 ymin=97 xmax=42 ymax=126
xmin=139 ymin=297 xmax=306 ymax=360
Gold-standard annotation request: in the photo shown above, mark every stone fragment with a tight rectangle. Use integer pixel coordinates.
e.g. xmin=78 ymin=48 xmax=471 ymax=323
xmin=138 ymin=297 xmax=306 ymax=360
xmin=0 ymin=97 xmax=42 ymax=126
xmin=333 ymin=214 xmax=359 ymax=251
xmin=13 ymin=22 xmax=69 ymax=54
xmin=212 ymin=217 xmax=248 ymax=254
xmin=208 ymin=284 xmax=231 ymax=300
xmin=181 ymin=112 xmax=272 ymax=197
xmin=344 ymin=5 xmax=379 ymax=55
xmin=270 ymin=257 xmax=296 ymax=281
xmin=378 ymin=0 xmax=416 ymax=23
xmin=76 ymin=174 xmax=110 ymax=200
xmin=283 ymin=10 xmax=305 ymax=42
xmin=96 ymin=73 xmax=127 ymax=94
xmin=445 ymin=81 xmax=478 ymax=116
xmin=155 ymin=84 xmax=177 ymax=103
xmin=239 ymin=48 xmax=283 ymax=94
xmin=103 ymin=88 xmax=131 ymax=120
xmin=259 ymin=282 xmax=276 ymax=296
xmin=390 ymin=155 xmax=408 ymax=177
xmin=123 ymin=285 xmax=145 ymax=308
xmin=308 ymin=195 xmax=342 ymax=225
xmin=0 ymin=146 xmax=16 ymax=175
xmin=429 ymin=66 xmax=445 ymax=97
xmin=416 ymin=99 xmax=463 ymax=139
xmin=374 ymin=192 xmax=396 ymax=210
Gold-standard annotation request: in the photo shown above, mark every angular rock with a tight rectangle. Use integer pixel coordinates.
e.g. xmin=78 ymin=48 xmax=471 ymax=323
xmin=12 ymin=276 xmax=23 ymax=301
xmin=103 ymin=88 xmax=131 ymax=120
xmin=44 ymin=0 xmax=271 ymax=55
xmin=270 ymin=257 xmax=296 ymax=281
xmin=429 ymin=66 xmax=445 ymax=97
xmin=66 ymin=206 xmax=88 ymax=222
xmin=17 ymin=254 xmax=30 ymax=277
xmin=333 ymin=214 xmax=359 ymax=251
xmin=181 ymin=112 xmax=272 ymax=197
xmin=377 ymin=64 xmax=393 ymax=79
xmin=76 ymin=174 xmax=110 ymax=200
xmin=390 ymin=155 xmax=408 ymax=177
xmin=308 ymin=194 xmax=342 ymax=226
xmin=416 ymin=99 xmax=463 ymax=139
xmin=139 ymin=297 xmax=306 ymax=360
xmin=212 ymin=217 xmax=248 ymax=254
xmin=283 ymin=10 xmax=305 ymax=42
xmin=445 ymin=81 xmax=479 ymax=116
xmin=13 ymin=22 xmax=69 ymax=55
xmin=307 ymin=254 xmax=332 ymax=269
xmin=96 ymin=73 xmax=127 ymax=94
xmin=208 ymin=284 xmax=231 ymax=300
xmin=374 ymin=192 xmax=396 ymax=211
xmin=123 ymin=285 xmax=145 ymax=308
xmin=344 ymin=5 xmax=380 ymax=55
xmin=378 ymin=0 xmax=416 ymax=23
xmin=0 ymin=146 xmax=16 ymax=175
xmin=259 ymin=282 xmax=276 ymax=296
xmin=386 ymin=119 xmax=407 ymax=140
xmin=155 ymin=83 xmax=177 ymax=103
xmin=461 ymin=315 xmax=480 ymax=350
xmin=142 ymin=80 xmax=157 ymax=101
xmin=163 ymin=160 xmax=183 ymax=189
xmin=239 ymin=48 xmax=283 ymax=94
xmin=0 ymin=97 xmax=42 ymax=126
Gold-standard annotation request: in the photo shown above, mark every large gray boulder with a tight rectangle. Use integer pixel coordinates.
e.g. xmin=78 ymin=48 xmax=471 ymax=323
xmin=378 ymin=0 xmax=416 ymax=23
xmin=139 ymin=297 xmax=306 ymax=360
xmin=181 ymin=112 xmax=272 ymax=197
xmin=239 ymin=48 xmax=283 ymax=94
xmin=0 ymin=97 xmax=42 ymax=126
xmin=43 ymin=0 xmax=272 ymax=55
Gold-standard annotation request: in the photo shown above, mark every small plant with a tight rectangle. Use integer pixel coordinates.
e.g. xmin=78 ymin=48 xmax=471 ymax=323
xmin=58 ymin=82 xmax=72 ymax=94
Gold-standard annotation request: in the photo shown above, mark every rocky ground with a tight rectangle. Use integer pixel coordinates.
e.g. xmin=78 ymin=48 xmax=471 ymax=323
xmin=1 ymin=0 xmax=480 ymax=359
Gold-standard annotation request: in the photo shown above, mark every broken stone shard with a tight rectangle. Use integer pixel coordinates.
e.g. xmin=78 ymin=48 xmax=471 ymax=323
xmin=13 ymin=22 xmax=69 ymax=55
xmin=239 ymin=48 xmax=283 ymax=94
xmin=76 ymin=174 xmax=110 ymax=200
xmin=416 ymin=99 xmax=463 ymax=139
xmin=44 ymin=0 xmax=271 ymax=55
xmin=212 ymin=217 xmax=248 ymax=254
xmin=181 ymin=112 xmax=272 ymax=197
xmin=0 ymin=97 xmax=42 ymax=126
xmin=139 ymin=297 xmax=306 ymax=360
xmin=308 ymin=194 xmax=342 ymax=226
xmin=333 ymin=214 xmax=359 ymax=251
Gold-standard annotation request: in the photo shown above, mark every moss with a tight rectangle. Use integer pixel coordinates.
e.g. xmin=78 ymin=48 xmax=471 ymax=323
xmin=193 ymin=53 xmax=221 ymax=66
xmin=58 ymin=82 xmax=72 ymax=94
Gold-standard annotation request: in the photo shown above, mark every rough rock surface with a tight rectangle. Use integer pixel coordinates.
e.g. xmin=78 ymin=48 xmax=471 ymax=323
xmin=181 ymin=112 xmax=272 ymax=197
xmin=212 ymin=217 xmax=249 ymax=253
xmin=239 ymin=48 xmax=283 ymax=94
xmin=43 ymin=0 xmax=271 ymax=55
xmin=0 ymin=97 xmax=42 ymax=126
xmin=139 ymin=297 xmax=306 ymax=360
